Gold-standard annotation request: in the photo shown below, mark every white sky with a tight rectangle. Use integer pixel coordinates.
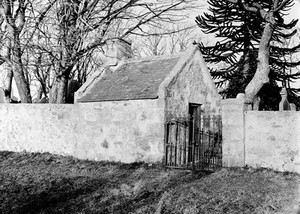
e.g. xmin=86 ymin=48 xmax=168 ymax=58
xmin=287 ymin=1 xmax=300 ymax=23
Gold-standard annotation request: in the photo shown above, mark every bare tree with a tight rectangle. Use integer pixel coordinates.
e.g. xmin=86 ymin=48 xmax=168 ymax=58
xmin=133 ymin=27 xmax=167 ymax=57
xmin=133 ymin=23 xmax=199 ymax=57
xmin=168 ymin=24 xmax=196 ymax=54
xmin=0 ymin=0 xmax=32 ymax=103
xmin=30 ymin=0 xmax=197 ymax=103
xmin=0 ymin=0 xmax=56 ymax=103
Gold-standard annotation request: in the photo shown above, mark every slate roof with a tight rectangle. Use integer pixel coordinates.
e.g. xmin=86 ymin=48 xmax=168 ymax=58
xmin=77 ymin=55 xmax=180 ymax=102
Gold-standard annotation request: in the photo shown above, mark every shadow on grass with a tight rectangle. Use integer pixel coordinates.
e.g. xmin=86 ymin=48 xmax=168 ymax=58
xmin=1 ymin=176 xmax=107 ymax=214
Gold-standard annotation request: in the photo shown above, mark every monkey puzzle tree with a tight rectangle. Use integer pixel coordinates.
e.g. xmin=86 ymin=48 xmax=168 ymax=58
xmin=196 ymin=0 xmax=300 ymax=109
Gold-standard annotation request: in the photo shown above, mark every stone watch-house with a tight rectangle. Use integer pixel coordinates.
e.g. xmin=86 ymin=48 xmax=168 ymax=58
xmin=74 ymin=39 xmax=221 ymax=163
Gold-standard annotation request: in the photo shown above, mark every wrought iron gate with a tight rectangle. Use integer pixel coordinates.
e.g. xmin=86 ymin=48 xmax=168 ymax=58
xmin=165 ymin=114 xmax=222 ymax=171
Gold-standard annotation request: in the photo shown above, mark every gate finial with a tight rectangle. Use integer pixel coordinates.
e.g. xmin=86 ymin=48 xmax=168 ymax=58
xmin=279 ymin=88 xmax=291 ymax=111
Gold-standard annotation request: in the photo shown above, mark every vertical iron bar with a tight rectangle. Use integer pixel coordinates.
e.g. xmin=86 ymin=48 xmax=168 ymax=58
xmin=212 ymin=115 xmax=216 ymax=170
xmin=189 ymin=115 xmax=192 ymax=169
xmin=178 ymin=123 xmax=181 ymax=166
xmin=197 ymin=110 xmax=201 ymax=169
xmin=196 ymin=113 xmax=199 ymax=169
xmin=183 ymin=121 xmax=188 ymax=165
xmin=174 ymin=120 xmax=178 ymax=166
xmin=165 ymin=121 xmax=169 ymax=166
xmin=219 ymin=115 xmax=223 ymax=167
xmin=192 ymin=114 xmax=196 ymax=171
xmin=178 ymin=122 xmax=181 ymax=166
xmin=170 ymin=121 xmax=173 ymax=166
xmin=199 ymin=114 xmax=202 ymax=169
xmin=209 ymin=116 xmax=211 ymax=169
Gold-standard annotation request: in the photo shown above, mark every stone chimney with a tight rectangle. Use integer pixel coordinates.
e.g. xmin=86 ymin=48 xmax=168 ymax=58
xmin=74 ymin=39 xmax=132 ymax=103
xmin=105 ymin=39 xmax=133 ymax=67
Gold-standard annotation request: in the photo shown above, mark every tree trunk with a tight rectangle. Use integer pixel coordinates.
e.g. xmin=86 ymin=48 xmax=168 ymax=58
xmin=11 ymin=54 xmax=32 ymax=103
xmin=242 ymin=51 xmax=250 ymax=79
xmin=37 ymin=88 xmax=43 ymax=100
xmin=4 ymin=66 xmax=13 ymax=102
xmin=244 ymin=21 xmax=275 ymax=103
xmin=3 ymin=1 xmax=32 ymax=103
xmin=2 ymin=39 xmax=13 ymax=102
xmin=9 ymin=31 xmax=32 ymax=103
xmin=49 ymin=75 xmax=68 ymax=104
xmin=13 ymin=64 xmax=32 ymax=103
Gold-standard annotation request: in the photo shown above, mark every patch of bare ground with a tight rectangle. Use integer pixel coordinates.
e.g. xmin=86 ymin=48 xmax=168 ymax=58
xmin=0 ymin=151 xmax=299 ymax=214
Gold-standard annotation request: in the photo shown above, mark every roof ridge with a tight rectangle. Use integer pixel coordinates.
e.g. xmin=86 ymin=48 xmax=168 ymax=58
xmin=125 ymin=53 xmax=182 ymax=63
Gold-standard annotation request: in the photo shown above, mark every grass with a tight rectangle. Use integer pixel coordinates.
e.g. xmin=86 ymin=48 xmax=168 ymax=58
xmin=0 ymin=151 xmax=299 ymax=214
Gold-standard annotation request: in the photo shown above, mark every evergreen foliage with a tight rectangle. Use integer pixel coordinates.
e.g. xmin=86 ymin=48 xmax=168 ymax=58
xmin=196 ymin=0 xmax=300 ymax=109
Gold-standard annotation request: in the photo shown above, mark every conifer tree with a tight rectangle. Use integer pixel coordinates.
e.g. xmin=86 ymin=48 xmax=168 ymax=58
xmin=196 ymin=0 xmax=300 ymax=109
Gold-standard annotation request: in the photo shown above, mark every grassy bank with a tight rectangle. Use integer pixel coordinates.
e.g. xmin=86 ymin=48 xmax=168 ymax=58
xmin=0 ymin=151 xmax=299 ymax=213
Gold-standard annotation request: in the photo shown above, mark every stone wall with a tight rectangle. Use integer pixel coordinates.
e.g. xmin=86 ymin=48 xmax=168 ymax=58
xmin=221 ymin=97 xmax=245 ymax=167
xmin=222 ymin=96 xmax=300 ymax=173
xmin=165 ymin=49 xmax=221 ymax=118
xmin=0 ymin=99 xmax=165 ymax=163
xmin=245 ymin=111 xmax=300 ymax=173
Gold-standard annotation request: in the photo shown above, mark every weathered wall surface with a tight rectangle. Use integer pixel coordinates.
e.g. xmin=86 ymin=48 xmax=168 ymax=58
xmin=221 ymin=97 xmax=245 ymax=167
xmin=165 ymin=50 xmax=221 ymax=118
xmin=222 ymin=95 xmax=300 ymax=173
xmin=0 ymin=99 xmax=165 ymax=163
xmin=0 ymin=104 xmax=77 ymax=155
xmin=245 ymin=111 xmax=300 ymax=173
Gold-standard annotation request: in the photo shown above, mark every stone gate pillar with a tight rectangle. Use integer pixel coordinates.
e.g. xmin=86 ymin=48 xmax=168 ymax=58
xmin=221 ymin=93 xmax=246 ymax=167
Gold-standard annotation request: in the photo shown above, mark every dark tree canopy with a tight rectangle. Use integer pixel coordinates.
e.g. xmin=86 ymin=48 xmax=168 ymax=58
xmin=196 ymin=0 xmax=300 ymax=110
